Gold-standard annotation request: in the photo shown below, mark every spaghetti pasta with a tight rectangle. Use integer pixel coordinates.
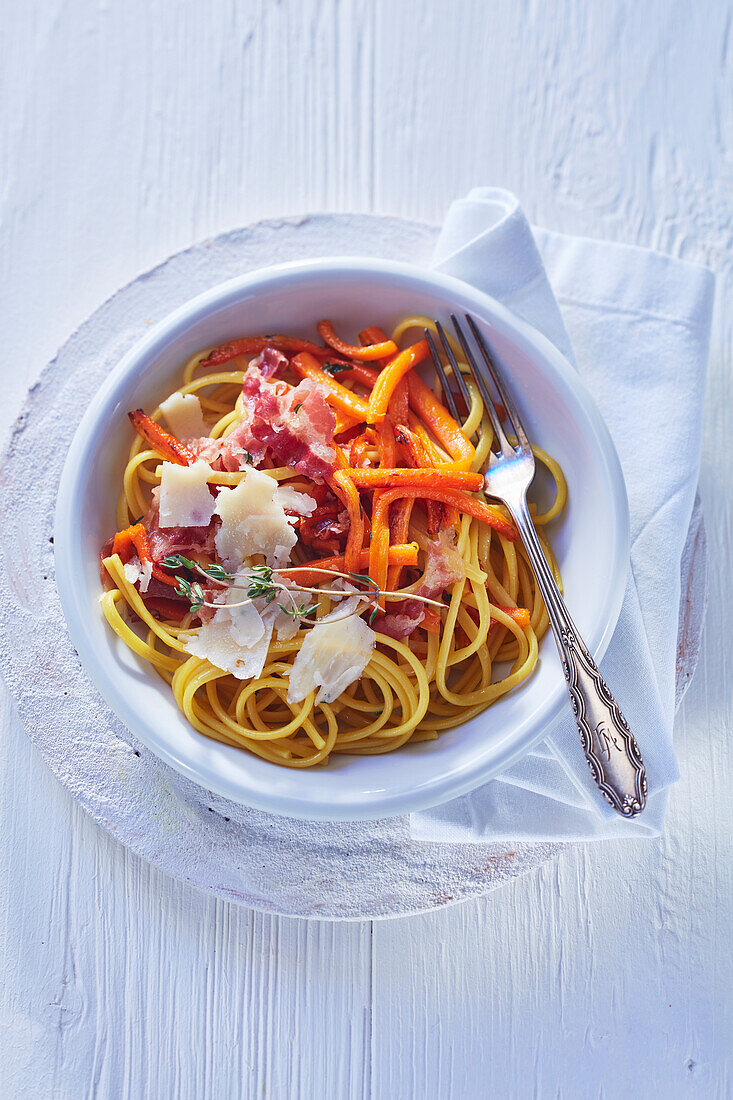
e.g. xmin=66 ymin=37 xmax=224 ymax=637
xmin=99 ymin=315 xmax=567 ymax=768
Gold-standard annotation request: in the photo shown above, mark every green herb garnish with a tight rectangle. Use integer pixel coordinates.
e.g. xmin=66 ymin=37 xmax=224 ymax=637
xmin=175 ymin=577 xmax=205 ymax=614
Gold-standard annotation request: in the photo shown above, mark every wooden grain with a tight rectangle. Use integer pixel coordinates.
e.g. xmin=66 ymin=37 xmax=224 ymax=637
xmin=0 ymin=0 xmax=730 ymax=1096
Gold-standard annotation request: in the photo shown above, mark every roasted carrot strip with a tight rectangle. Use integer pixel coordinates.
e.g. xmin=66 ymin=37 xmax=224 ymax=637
xmin=370 ymin=487 xmax=517 ymax=596
xmin=493 ymin=606 xmax=531 ymax=629
xmin=128 ymin=410 xmax=196 ymax=466
xmin=367 ymin=340 xmax=429 ymax=425
xmin=345 ymin=468 xmax=484 ymax=491
xmin=318 ymin=320 xmax=397 ymax=362
xmin=333 ymin=410 xmax=364 ymax=435
xmin=359 ymin=326 xmax=393 ymax=371
xmin=348 ymin=431 xmax=372 ymax=468
xmin=406 ymin=374 xmax=475 ymax=469
xmin=375 ymin=417 xmax=396 ymax=468
xmin=389 ymin=375 xmax=410 ymax=426
xmin=111 ymin=523 xmax=178 ymax=587
xmin=386 ymin=497 xmax=414 ymax=592
xmin=370 ymin=500 xmax=392 ymax=608
xmin=200 ymin=335 xmax=331 ymax=368
xmin=421 ymin=607 xmax=442 ymax=634
xmin=340 ymin=362 xmax=380 ymax=389
xmin=393 ymin=425 xmax=443 ymax=536
xmin=331 ymin=470 xmax=365 ymax=573
xmin=112 ymin=522 xmax=150 ymax=563
xmin=358 ymin=325 xmax=388 ymax=347
xmin=280 ymin=544 xmax=418 ymax=587
xmin=291 ymin=353 xmax=369 ymax=422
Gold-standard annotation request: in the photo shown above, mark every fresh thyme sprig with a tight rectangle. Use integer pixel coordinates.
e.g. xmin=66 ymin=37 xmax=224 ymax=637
xmin=322 ymin=361 xmax=351 ymax=375
xmin=174 ymin=577 xmax=205 ymax=614
xmin=161 ymin=554 xmax=233 ymax=583
xmin=278 ymin=600 xmax=318 ymax=622
xmin=245 ymin=564 xmax=278 ymax=604
xmin=162 ymin=555 xmax=445 ymax=626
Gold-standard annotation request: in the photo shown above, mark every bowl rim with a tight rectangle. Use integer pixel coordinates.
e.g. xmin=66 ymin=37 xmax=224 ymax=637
xmin=55 ymin=256 xmax=630 ymax=820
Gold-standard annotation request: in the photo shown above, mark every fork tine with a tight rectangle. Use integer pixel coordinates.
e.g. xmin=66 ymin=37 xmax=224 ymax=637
xmin=434 ymin=321 xmax=474 ymax=424
xmin=424 ymin=329 xmax=462 ymax=424
xmin=465 ymin=314 xmax=531 ymax=453
xmin=450 ymin=314 xmax=513 ymax=454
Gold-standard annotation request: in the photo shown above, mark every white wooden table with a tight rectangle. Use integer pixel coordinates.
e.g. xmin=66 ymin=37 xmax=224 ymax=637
xmin=1 ymin=3 xmax=731 ymax=1096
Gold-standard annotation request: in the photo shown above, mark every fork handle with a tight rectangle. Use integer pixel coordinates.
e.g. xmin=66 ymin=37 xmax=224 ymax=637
xmin=510 ymin=496 xmax=647 ymax=817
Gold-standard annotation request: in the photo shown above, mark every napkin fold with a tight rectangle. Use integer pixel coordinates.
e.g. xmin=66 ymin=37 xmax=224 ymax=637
xmin=411 ymin=188 xmax=714 ymax=842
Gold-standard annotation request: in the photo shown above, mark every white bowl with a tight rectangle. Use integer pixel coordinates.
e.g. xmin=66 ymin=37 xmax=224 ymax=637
xmin=55 ymin=258 xmax=629 ymax=821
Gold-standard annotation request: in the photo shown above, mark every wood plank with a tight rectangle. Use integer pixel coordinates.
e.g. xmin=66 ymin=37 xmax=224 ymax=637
xmin=0 ymin=0 xmax=731 ymax=1095
xmin=0 ymin=684 xmax=372 ymax=1100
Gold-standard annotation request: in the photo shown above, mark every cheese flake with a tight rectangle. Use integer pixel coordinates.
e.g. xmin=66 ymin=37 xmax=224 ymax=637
xmin=159 ymin=459 xmax=216 ymax=528
xmin=275 ymin=486 xmax=317 ymax=517
xmin=287 ymin=606 xmax=376 ymax=704
xmin=160 ymin=392 xmax=207 ymax=439
xmin=183 ymin=590 xmax=273 ymax=680
xmin=214 ymin=467 xmax=298 ymax=569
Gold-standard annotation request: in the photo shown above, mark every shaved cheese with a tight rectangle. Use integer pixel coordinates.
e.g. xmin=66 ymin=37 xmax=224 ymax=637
xmin=275 ymin=485 xmax=317 ymax=516
xmin=159 ymin=460 xmax=215 ymax=528
xmin=287 ymin=606 xmax=376 ymax=704
xmin=123 ymin=561 xmax=141 ymax=585
xmin=183 ymin=590 xmax=273 ymax=680
xmin=214 ymin=467 xmax=298 ymax=569
xmin=160 ymin=392 xmax=207 ymax=439
xmin=273 ymin=606 xmax=301 ymax=641
xmin=139 ymin=559 xmax=153 ymax=593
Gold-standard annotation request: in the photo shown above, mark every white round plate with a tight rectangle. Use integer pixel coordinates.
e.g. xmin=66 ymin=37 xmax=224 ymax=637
xmin=0 ymin=215 xmax=705 ymax=917
xmin=54 ymin=255 xmax=629 ymax=821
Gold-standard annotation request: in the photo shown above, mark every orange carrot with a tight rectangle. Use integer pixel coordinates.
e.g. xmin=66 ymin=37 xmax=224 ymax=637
xmin=318 ymin=320 xmax=397 ymax=362
xmin=291 ymin=352 xmax=369 ymax=422
xmin=375 ymin=417 xmax=396 ymax=468
xmin=421 ymin=607 xmax=442 ymax=634
xmin=369 ymin=500 xmax=392 ymax=607
xmin=200 ymin=335 xmax=331 ymax=368
xmin=389 ymin=375 xmax=410 ymax=426
xmin=367 ymin=340 xmax=430 ymax=424
xmin=345 ymin=468 xmax=484 ymax=491
xmin=341 ymin=362 xmax=380 ymax=389
xmin=492 ymin=606 xmax=531 ymax=629
xmin=359 ymin=326 xmax=394 ymax=372
xmin=406 ymin=373 xmax=475 ymax=469
xmin=331 ymin=470 xmax=365 ymax=573
xmin=386 ymin=497 xmax=414 ymax=592
xmin=280 ymin=543 xmax=418 ymax=587
xmin=111 ymin=523 xmax=178 ymax=587
xmin=128 ymin=410 xmax=196 ymax=466
xmin=334 ymin=410 xmax=363 ymax=435
xmin=369 ymin=488 xmax=518 ymax=581
xmin=393 ymin=424 xmax=443 ymax=536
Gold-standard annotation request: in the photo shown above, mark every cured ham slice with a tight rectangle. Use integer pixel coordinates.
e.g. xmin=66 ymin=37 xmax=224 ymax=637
xmin=378 ymin=529 xmax=466 ymax=639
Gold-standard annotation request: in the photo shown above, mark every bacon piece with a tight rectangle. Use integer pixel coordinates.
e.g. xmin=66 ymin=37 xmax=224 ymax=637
xmin=242 ymin=368 xmax=337 ymax=480
xmin=376 ymin=598 xmax=427 ymax=639
xmin=188 ymin=367 xmax=338 ymax=481
xmin=144 ymin=494 xmax=219 ymax=563
xmin=378 ymin=529 xmax=466 ymax=639
xmin=249 ymin=346 xmax=289 ymax=379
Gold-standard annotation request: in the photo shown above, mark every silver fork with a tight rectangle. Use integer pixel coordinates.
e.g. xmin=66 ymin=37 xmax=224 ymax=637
xmin=425 ymin=314 xmax=647 ymax=817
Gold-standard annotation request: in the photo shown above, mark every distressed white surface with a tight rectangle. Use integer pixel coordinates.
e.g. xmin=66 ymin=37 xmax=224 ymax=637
xmin=0 ymin=1 xmax=730 ymax=1097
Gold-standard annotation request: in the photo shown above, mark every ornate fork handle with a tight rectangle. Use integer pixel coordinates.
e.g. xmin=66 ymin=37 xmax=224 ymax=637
xmin=511 ymin=496 xmax=647 ymax=817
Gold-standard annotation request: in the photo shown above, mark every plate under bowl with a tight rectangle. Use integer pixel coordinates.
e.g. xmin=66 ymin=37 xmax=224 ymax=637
xmin=55 ymin=258 xmax=629 ymax=820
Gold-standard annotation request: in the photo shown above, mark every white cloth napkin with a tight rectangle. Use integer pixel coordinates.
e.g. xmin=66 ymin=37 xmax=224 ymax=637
xmin=410 ymin=187 xmax=714 ymax=842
